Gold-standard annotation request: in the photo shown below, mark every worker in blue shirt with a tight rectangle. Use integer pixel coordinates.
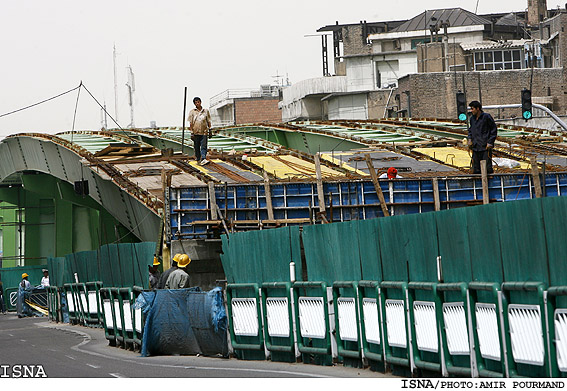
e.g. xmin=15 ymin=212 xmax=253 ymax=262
xmin=467 ymin=100 xmax=498 ymax=174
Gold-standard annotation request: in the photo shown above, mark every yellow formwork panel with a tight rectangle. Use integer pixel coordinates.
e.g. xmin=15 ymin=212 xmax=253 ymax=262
xmin=320 ymin=153 xmax=367 ymax=176
xmin=413 ymin=147 xmax=530 ymax=169
xmin=248 ymin=155 xmax=345 ymax=179
xmin=186 ymin=159 xmax=224 ymax=174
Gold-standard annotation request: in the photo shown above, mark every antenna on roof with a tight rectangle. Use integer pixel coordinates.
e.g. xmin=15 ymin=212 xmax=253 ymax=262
xmin=126 ymin=65 xmax=135 ymax=128
xmin=475 ymin=0 xmax=480 ymax=14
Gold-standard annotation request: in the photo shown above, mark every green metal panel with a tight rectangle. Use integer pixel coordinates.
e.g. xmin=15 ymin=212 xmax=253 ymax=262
xmin=464 ymin=203 xmax=504 ymax=283
xmin=379 ymin=213 xmax=438 ymax=282
xmin=302 ymin=221 xmax=362 ymax=284
xmin=541 ymin=196 xmax=567 ymax=286
xmin=436 ymin=208 xmax=472 ymax=282
xmin=220 ymin=226 xmax=301 ymax=284
xmin=0 ymin=265 xmax=46 ymax=290
xmin=357 ymin=219 xmax=383 ymax=281
xmin=497 ymin=199 xmax=549 ymax=283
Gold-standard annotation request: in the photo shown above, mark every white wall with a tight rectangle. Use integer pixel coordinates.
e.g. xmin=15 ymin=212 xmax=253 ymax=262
xmin=328 ymin=94 xmax=368 ymax=120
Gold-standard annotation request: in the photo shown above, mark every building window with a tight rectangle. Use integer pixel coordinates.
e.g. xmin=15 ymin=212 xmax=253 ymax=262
xmin=474 ymin=49 xmax=523 ymax=71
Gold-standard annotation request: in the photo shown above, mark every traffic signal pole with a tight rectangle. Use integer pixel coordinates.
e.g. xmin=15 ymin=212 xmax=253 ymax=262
xmin=482 ymin=103 xmax=567 ymax=131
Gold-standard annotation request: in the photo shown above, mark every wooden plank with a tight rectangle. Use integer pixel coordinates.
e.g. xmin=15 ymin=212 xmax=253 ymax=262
xmin=314 ymin=153 xmax=326 ymax=214
xmin=208 ymin=181 xmax=218 ymax=220
xmin=530 ymin=156 xmax=542 ymax=198
xmin=365 ymin=154 xmax=390 ymax=217
xmin=432 ymin=178 xmax=441 ymax=211
xmin=481 ymin=160 xmax=489 ymax=204
xmin=263 ymin=171 xmax=275 ymax=221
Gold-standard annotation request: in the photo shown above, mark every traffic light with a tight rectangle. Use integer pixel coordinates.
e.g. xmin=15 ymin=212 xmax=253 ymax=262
xmin=521 ymin=89 xmax=532 ymax=120
xmin=456 ymin=92 xmax=467 ymax=121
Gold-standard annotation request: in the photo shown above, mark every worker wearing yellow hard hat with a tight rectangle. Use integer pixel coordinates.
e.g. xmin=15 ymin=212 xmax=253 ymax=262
xmin=164 ymin=254 xmax=191 ymax=289
xmin=157 ymin=253 xmax=182 ymax=289
xmin=148 ymin=255 xmax=161 ymax=290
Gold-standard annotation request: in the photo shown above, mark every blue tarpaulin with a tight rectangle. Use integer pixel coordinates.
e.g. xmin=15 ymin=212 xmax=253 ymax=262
xmin=135 ymin=287 xmax=228 ymax=357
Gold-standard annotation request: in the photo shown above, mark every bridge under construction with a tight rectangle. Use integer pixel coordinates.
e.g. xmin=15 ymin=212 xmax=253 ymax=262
xmin=0 ymin=118 xmax=565 ymax=276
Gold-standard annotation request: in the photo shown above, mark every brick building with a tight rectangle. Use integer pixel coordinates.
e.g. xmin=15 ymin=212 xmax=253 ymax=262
xmin=210 ymin=85 xmax=283 ymax=126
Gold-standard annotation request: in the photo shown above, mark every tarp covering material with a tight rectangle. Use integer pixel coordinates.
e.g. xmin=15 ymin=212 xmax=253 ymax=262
xmin=135 ymin=287 xmax=228 ymax=357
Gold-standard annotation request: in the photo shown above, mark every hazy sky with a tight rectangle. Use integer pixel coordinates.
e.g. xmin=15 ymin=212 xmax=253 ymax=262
xmin=1 ymin=0 xmax=564 ymax=138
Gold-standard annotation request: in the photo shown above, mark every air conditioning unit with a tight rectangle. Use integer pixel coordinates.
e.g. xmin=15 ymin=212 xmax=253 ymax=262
xmin=393 ymin=39 xmax=401 ymax=50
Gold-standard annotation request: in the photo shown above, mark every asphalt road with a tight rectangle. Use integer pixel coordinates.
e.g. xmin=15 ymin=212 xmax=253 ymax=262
xmin=0 ymin=312 xmax=391 ymax=379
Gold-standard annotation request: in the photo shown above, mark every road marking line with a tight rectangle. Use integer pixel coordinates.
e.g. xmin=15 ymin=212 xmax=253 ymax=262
xmin=109 ymin=373 xmax=127 ymax=378
xmin=66 ymin=355 xmax=76 ymax=360
xmin=86 ymin=364 xmax=101 ymax=369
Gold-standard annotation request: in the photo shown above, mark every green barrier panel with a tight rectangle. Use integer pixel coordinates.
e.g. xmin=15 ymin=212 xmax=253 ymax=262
xmin=407 ymin=282 xmax=442 ymax=374
xmin=260 ymin=282 xmax=296 ymax=362
xmin=542 ymin=197 xmax=567 ymax=287
xmin=358 ymin=281 xmax=385 ymax=365
xmin=226 ymin=283 xmax=265 ymax=355
xmin=74 ymin=283 xmax=88 ymax=326
xmin=292 ymin=281 xmax=332 ymax=357
xmin=438 ymin=282 xmax=473 ymax=377
xmin=132 ymin=286 xmax=145 ymax=351
xmin=118 ymin=287 xmax=136 ymax=349
xmin=547 ymin=286 xmax=567 ymax=378
xmin=468 ymin=282 xmax=507 ymax=378
xmin=63 ymin=283 xmax=79 ymax=325
xmin=5 ymin=287 xmax=18 ymax=312
xmin=332 ymin=281 xmax=361 ymax=360
xmin=85 ymin=282 xmax=103 ymax=327
xmin=47 ymin=286 xmax=62 ymax=322
xmin=357 ymin=220 xmax=383 ymax=281
xmin=380 ymin=281 xmax=411 ymax=369
xmin=501 ymin=282 xmax=550 ymax=378
xmin=99 ymin=287 xmax=118 ymax=346
xmin=110 ymin=287 xmax=126 ymax=348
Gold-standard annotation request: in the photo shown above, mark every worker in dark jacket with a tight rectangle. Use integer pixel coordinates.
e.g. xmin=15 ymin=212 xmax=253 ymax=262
xmin=467 ymin=100 xmax=498 ymax=174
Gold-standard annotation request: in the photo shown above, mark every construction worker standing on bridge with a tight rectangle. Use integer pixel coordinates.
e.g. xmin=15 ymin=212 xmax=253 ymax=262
xmin=467 ymin=100 xmax=498 ymax=174
xmin=188 ymin=97 xmax=212 ymax=166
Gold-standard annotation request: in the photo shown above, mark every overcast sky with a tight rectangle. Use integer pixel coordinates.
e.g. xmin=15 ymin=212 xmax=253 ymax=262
xmin=1 ymin=0 xmax=564 ymax=138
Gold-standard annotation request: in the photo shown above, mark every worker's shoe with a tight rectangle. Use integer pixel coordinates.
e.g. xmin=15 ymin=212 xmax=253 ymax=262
xmin=200 ymin=159 xmax=210 ymax=165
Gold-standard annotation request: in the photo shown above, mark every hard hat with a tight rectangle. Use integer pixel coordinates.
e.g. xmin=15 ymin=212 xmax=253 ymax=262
xmin=172 ymin=253 xmax=182 ymax=262
xmin=387 ymin=167 xmax=398 ymax=179
xmin=42 ymin=269 xmax=48 ymax=273
xmin=153 ymin=257 xmax=161 ymax=266
xmin=22 ymin=273 xmax=28 ymax=279
xmin=177 ymin=254 xmax=191 ymax=268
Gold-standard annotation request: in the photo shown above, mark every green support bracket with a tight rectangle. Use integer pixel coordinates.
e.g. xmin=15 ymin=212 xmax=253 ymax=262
xmin=438 ymin=282 xmax=473 ymax=377
xmin=544 ymin=286 xmax=567 ymax=377
xmin=407 ymin=281 xmax=443 ymax=374
xmin=358 ymin=280 xmax=385 ymax=365
xmin=292 ymin=281 xmax=331 ymax=356
xmin=226 ymin=283 xmax=264 ymax=352
xmin=468 ymin=282 xmax=506 ymax=378
xmin=501 ymin=281 xmax=549 ymax=378
xmin=260 ymin=282 xmax=294 ymax=354
xmin=332 ymin=281 xmax=361 ymax=360
xmin=380 ymin=281 xmax=411 ymax=370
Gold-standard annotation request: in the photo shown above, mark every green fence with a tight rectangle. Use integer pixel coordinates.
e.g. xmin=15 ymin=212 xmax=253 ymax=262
xmin=220 ymin=195 xmax=567 ymax=376
xmin=47 ymin=242 xmax=156 ymax=289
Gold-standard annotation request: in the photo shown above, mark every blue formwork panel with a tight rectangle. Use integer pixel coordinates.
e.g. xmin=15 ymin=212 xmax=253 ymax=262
xmin=169 ymin=174 xmax=567 ymax=238
xmin=501 ymin=175 xmax=531 ymax=201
